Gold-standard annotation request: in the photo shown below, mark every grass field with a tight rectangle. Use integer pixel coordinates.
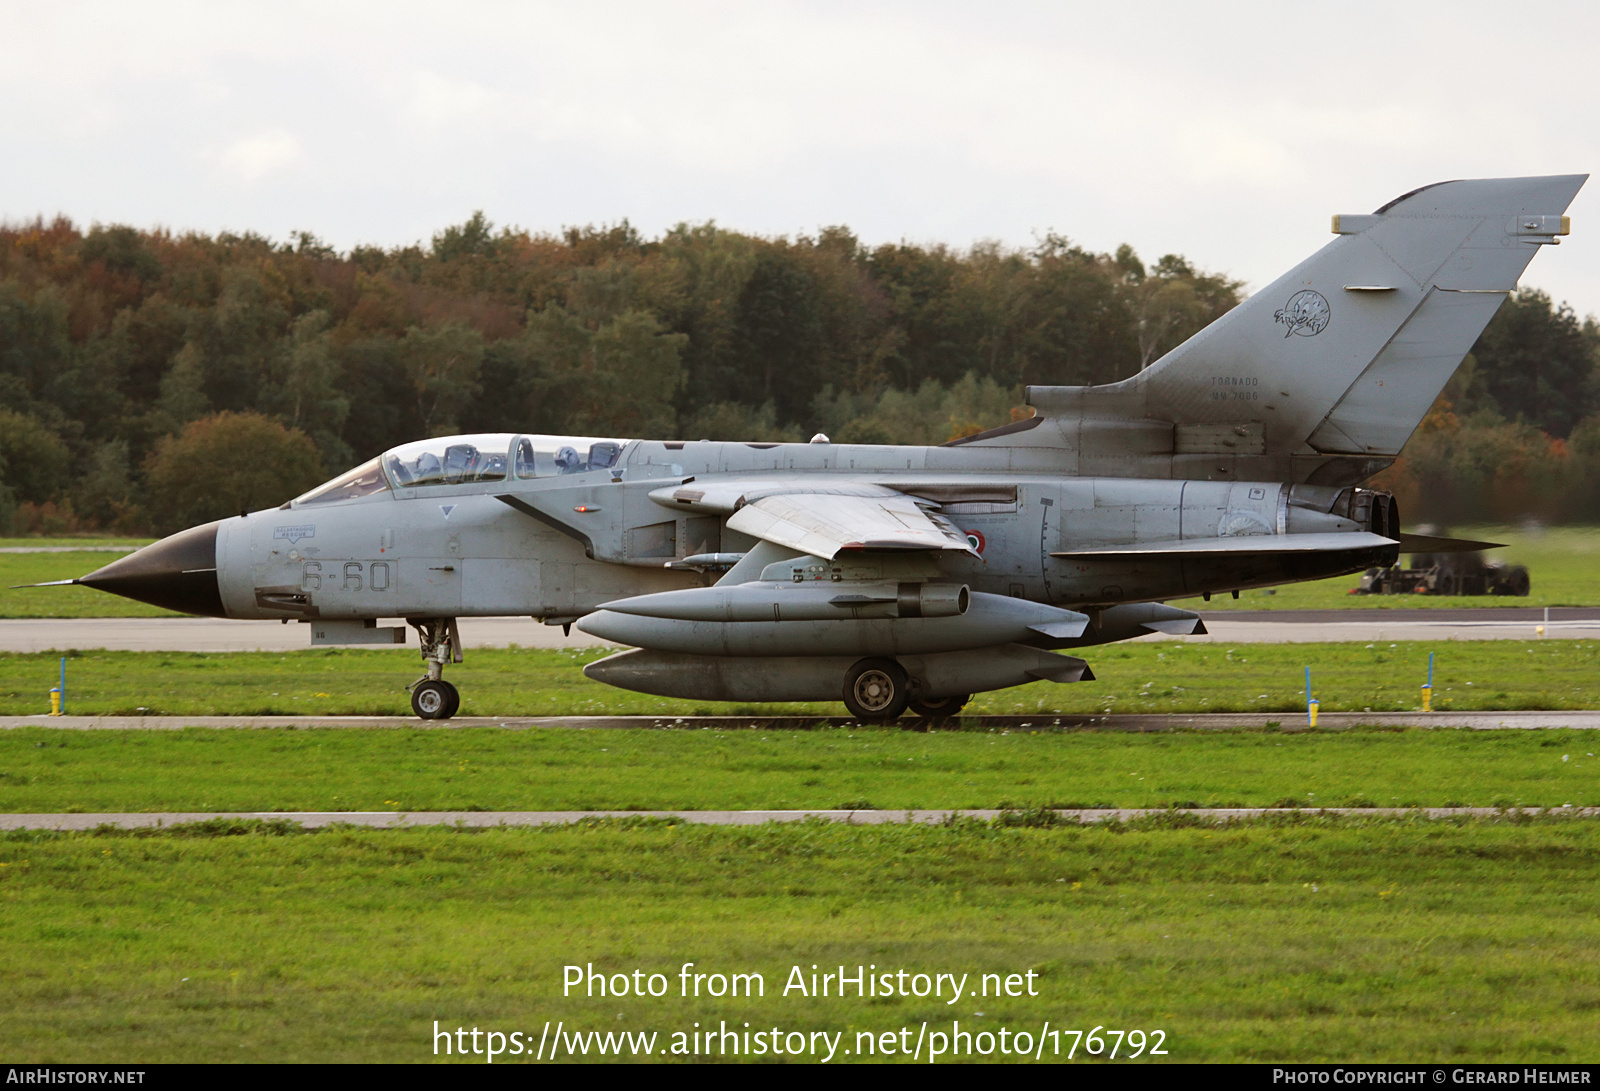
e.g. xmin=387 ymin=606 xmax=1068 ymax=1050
xmin=2 ymin=816 xmax=1598 ymax=1063
xmin=2 ymin=724 xmax=1595 ymax=813
xmin=2 ymin=640 xmax=1595 ymax=719
xmin=0 ymin=538 xmax=151 ymax=550
xmin=0 ymin=549 xmax=179 ymax=619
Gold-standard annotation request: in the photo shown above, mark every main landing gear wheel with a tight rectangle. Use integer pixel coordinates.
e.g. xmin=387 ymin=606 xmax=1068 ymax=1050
xmin=909 ymin=693 xmax=970 ymax=719
xmin=1507 ymin=565 xmax=1531 ymax=597
xmin=843 ymin=658 xmax=909 ymax=720
xmin=411 ymin=679 xmax=460 ymax=720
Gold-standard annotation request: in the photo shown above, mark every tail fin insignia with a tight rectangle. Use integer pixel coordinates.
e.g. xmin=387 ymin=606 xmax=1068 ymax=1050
xmin=965 ymin=174 xmax=1587 ymax=488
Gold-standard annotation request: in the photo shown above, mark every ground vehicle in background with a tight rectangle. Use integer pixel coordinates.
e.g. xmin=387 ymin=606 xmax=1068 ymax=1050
xmin=1357 ymin=553 xmax=1530 ymax=596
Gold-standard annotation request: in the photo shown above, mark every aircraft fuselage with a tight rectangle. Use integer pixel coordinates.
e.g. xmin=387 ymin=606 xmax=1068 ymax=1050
xmin=205 ymin=437 xmax=1387 ymax=624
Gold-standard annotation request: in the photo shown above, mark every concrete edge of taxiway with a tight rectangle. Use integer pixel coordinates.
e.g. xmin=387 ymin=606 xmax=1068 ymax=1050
xmin=2 ymin=807 xmax=1597 ymax=831
xmin=6 ymin=711 xmax=1600 ymax=730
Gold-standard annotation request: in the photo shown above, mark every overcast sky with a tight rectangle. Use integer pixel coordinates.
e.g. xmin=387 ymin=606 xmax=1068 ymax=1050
xmin=5 ymin=0 xmax=1599 ymax=310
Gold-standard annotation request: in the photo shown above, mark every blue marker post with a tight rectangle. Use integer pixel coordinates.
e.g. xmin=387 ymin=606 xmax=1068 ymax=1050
xmin=1305 ymin=666 xmax=1318 ymax=726
xmin=59 ymin=657 xmax=66 ymax=715
xmin=1421 ymin=651 xmax=1434 ymax=711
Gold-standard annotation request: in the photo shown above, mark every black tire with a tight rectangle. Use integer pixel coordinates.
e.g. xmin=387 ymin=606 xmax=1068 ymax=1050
xmin=412 ymin=679 xmax=460 ymax=720
xmin=843 ymin=658 xmax=909 ymax=720
xmin=1508 ymin=565 xmax=1531 ymax=597
xmin=908 ymin=693 xmax=970 ymax=719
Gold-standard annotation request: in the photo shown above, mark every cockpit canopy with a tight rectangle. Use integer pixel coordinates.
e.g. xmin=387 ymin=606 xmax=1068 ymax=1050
xmin=291 ymin=433 xmax=633 ymax=506
xmin=384 ymin=433 xmax=514 ymax=488
xmin=510 ymin=435 xmax=627 ymax=479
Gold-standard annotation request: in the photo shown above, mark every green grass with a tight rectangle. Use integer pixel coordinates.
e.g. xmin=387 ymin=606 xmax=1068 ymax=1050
xmin=1177 ymin=524 xmax=1600 ymax=611
xmin=0 ymin=537 xmax=152 ymax=549
xmin=0 ymin=550 xmax=181 ymax=618
xmin=2 ymin=725 xmax=1597 ymax=813
xmin=2 ymin=640 xmax=1596 ymax=718
xmin=3 ymin=816 xmax=1599 ymax=1062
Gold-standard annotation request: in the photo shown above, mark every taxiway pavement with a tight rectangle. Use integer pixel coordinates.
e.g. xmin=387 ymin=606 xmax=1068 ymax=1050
xmin=2 ymin=608 xmax=1599 ymax=653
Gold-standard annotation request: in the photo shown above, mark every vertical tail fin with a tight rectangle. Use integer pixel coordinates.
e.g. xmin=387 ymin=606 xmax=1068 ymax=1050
xmin=1016 ymin=175 xmax=1585 ymax=483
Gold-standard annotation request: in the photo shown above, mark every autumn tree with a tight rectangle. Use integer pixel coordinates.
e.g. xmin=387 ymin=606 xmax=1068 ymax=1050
xmin=1115 ymin=246 xmax=1243 ymax=368
xmin=523 ymin=305 xmax=685 ymax=436
xmin=1467 ymin=289 xmax=1599 ymax=437
xmin=399 ymin=321 xmax=484 ymax=436
xmin=142 ymin=411 xmax=324 ymax=532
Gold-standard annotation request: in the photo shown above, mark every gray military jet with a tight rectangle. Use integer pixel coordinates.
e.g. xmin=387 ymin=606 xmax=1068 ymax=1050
xmin=61 ymin=175 xmax=1584 ymax=719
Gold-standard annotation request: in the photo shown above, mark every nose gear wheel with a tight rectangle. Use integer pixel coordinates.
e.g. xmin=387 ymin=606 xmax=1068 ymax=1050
xmin=407 ymin=617 xmax=463 ymax=719
xmin=411 ymin=679 xmax=460 ymax=720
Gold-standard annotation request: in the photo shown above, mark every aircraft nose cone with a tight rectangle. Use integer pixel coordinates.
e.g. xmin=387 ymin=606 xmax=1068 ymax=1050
xmin=78 ymin=520 xmax=227 ymax=617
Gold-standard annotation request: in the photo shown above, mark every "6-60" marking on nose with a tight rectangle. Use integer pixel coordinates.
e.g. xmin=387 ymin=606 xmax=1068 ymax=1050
xmin=302 ymin=560 xmax=392 ymax=592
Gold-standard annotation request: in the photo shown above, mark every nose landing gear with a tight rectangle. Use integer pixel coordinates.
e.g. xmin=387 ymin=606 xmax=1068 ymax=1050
xmin=408 ymin=618 xmax=462 ymax=719
xmin=411 ymin=678 xmax=459 ymax=719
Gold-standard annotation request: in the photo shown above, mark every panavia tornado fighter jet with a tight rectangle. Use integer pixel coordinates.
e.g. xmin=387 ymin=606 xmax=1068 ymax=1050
xmin=65 ymin=176 xmax=1583 ymax=719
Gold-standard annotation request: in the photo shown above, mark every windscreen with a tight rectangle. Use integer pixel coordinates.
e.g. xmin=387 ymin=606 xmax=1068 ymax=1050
xmin=294 ymin=458 xmax=390 ymax=506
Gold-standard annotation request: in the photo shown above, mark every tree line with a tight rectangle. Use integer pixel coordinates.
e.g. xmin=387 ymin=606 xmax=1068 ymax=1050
xmin=0 ymin=213 xmax=1595 ymax=533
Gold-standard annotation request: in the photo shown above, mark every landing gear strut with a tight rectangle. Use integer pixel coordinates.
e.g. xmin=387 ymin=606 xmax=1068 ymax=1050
xmin=408 ymin=617 xmax=462 ymax=720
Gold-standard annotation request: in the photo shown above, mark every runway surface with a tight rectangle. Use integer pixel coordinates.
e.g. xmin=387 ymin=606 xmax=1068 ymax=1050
xmin=6 ymin=711 xmax=1600 ymax=731
xmin=3 ymin=609 xmax=1599 ymax=652
xmin=3 ymin=806 xmax=1594 ymax=830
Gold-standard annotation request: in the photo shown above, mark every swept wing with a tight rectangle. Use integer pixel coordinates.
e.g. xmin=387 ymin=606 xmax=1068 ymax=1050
xmin=650 ymin=481 xmax=976 ymax=559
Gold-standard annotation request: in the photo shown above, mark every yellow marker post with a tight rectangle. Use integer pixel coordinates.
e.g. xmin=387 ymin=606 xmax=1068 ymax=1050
xmin=1308 ymin=698 xmax=1320 ymax=727
xmin=49 ymin=687 xmax=61 ymax=716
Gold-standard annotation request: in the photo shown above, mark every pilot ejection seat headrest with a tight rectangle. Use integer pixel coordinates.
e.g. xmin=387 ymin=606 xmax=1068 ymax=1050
xmin=588 ymin=441 xmax=621 ymax=470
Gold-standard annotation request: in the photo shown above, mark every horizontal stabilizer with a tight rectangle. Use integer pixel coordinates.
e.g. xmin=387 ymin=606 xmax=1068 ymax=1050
xmin=1396 ymin=533 xmax=1504 ymax=553
xmin=1053 ymin=531 xmax=1396 ymax=559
